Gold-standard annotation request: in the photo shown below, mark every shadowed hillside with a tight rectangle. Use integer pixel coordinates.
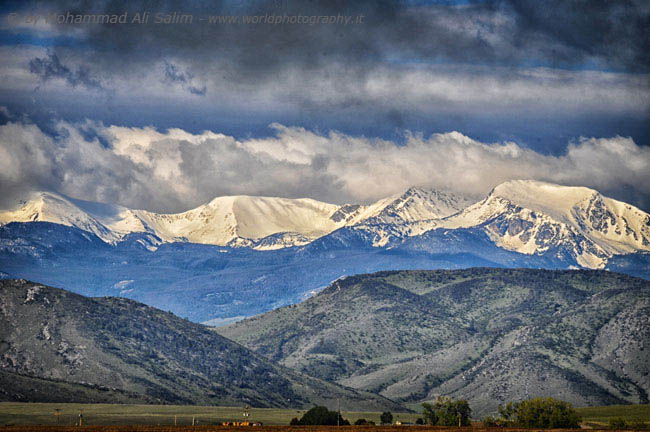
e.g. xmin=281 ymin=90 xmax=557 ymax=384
xmin=0 ymin=279 xmax=402 ymax=411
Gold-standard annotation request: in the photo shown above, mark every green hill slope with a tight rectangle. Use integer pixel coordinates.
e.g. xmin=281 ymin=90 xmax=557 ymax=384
xmin=0 ymin=279 xmax=402 ymax=411
xmin=219 ymin=268 xmax=650 ymax=415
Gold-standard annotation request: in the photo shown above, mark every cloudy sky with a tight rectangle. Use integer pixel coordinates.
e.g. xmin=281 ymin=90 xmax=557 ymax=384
xmin=0 ymin=0 xmax=649 ymax=212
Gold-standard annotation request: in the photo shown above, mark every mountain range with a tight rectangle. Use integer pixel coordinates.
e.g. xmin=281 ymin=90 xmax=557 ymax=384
xmin=2 ymin=180 xmax=649 ymax=264
xmin=0 ymin=278 xmax=400 ymax=411
xmin=0 ymin=187 xmax=472 ymax=249
xmin=1 ymin=180 xmax=649 ymax=322
xmin=2 ymin=269 xmax=648 ymax=416
xmin=219 ymin=268 xmax=650 ymax=415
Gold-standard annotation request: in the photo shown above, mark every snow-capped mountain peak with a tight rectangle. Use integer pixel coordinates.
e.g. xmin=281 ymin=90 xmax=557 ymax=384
xmin=137 ymin=195 xmax=342 ymax=246
xmin=0 ymin=187 xmax=477 ymax=249
xmin=444 ymin=180 xmax=650 ymax=268
xmin=0 ymin=191 xmax=126 ymax=243
xmin=335 ymin=186 xmax=477 ymax=247
xmin=490 ymin=180 xmax=601 ymax=224
xmin=0 ymin=192 xmax=357 ymax=248
xmin=348 ymin=186 xmax=475 ymax=225
xmin=2 ymin=181 xmax=648 ymax=269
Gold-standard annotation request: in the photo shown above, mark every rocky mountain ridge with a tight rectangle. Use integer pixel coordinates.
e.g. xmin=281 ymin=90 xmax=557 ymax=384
xmin=2 ymin=180 xmax=649 ymax=269
xmin=0 ymin=187 xmax=471 ymax=250
xmin=219 ymin=268 xmax=650 ymax=415
xmin=0 ymin=278 xmax=402 ymax=411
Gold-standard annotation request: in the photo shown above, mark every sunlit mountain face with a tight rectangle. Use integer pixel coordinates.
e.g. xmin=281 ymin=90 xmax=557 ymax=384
xmin=2 ymin=180 xmax=649 ymax=323
xmin=2 ymin=180 xmax=650 ymax=261
xmin=0 ymin=0 xmax=648 ymax=319
xmin=0 ymin=187 xmax=473 ymax=247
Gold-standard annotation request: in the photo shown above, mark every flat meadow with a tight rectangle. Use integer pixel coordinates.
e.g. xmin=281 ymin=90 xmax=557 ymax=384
xmin=0 ymin=402 xmax=648 ymax=430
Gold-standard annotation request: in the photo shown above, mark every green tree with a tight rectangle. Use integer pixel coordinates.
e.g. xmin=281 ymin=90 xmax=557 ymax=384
xmin=513 ymin=398 xmax=581 ymax=428
xmin=498 ymin=401 xmax=517 ymax=422
xmin=291 ymin=406 xmax=349 ymax=426
xmin=354 ymin=418 xmax=368 ymax=425
xmin=422 ymin=397 xmax=471 ymax=426
xmin=380 ymin=411 xmax=393 ymax=425
xmin=422 ymin=403 xmax=439 ymax=425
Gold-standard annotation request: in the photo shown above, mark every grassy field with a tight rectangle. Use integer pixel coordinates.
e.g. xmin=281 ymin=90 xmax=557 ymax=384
xmin=1 ymin=402 xmax=649 ymax=428
xmin=0 ymin=427 xmax=626 ymax=432
xmin=575 ymin=404 xmax=650 ymax=423
xmin=0 ymin=403 xmax=420 ymax=427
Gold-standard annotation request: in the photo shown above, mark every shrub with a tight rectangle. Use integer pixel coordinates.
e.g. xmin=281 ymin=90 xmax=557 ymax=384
xmin=609 ymin=417 xmax=627 ymax=429
xmin=609 ymin=418 xmax=650 ymax=430
xmin=629 ymin=420 xmax=649 ymax=430
xmin=354 ymin=418 xmax=368 ymax=425
xmin=483 ymin=416 xmax=502 ymax=427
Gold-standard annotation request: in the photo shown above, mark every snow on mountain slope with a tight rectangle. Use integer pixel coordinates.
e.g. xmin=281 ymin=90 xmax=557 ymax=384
xmin=0 ymin=192 xmax=344 ymax=247
xmin=4 ymin=182 xmax=646 ymax=266
xmin=348 ymin=187 xmax=475 ymax=225
xmin=341 ymin=187 xmax=477 ymax=246
xmin=442 ymin=180 xmax=650 ymax=268
xmin=67 ymin=195 xmax=151 ymax=235
xmin=0 ymin=192 xmax=125 ymax=243
xmin=136 ymin=195 xmax=342 ymax=246
xmin=0 ymin=187 xmax=475 ymax=248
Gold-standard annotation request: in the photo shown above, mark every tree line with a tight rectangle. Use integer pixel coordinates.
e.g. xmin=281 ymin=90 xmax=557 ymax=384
xmin=483 ymin=397 xmax=581 ymax=428
xmin=288 ymin=396 xmax=586 ymax=428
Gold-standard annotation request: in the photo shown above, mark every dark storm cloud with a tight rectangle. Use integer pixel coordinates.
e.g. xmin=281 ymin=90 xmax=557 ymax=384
xmin=21 ymin=0 xmax=650 ymax=81
xmin=505 ymin=0 xmax=650 ymax=72
xmin=2 ymin=0 xmax=649 ymax=150
xmin=28 ymin=51 xmax=103 ymax=90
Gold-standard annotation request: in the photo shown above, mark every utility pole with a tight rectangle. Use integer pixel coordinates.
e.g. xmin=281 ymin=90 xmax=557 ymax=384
xmin=174 ymin=415 xmax=177 ymax=426
xmin=337 ymin=398 xmax=341 ymax=427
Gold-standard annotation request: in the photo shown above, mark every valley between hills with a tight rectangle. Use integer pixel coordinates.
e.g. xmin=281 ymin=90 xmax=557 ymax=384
xmin=1 ymin=268 xmax=648 ymax=417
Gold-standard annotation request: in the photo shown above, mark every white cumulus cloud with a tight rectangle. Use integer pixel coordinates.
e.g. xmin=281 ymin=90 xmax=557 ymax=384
xmin=1 ymin=119 xmax=649 ymax=212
